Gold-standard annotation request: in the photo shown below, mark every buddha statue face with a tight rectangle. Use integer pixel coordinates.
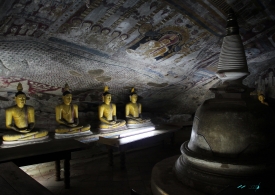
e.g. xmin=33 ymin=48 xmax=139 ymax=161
xmin=72 ymin=19 xmax=82 ymax=27
xmin=103 ymin=94 xmax=111 ymax=104
xmin=62 ymin=94 xmax=72 ymax=105
xmin=120 ymin=34 xmax=128 ymax=41
xmin=91 ymin=25 xmax=100 ymax=33
xmin=101 ymin=28 xmax=110 ymax=35
xmin=15 ymin=94 xmax=26 ymax=108
xmin=130 ymin=94 xmax=138 ymax=103
xmin=111 ymin=31 xmax=120 ymax=38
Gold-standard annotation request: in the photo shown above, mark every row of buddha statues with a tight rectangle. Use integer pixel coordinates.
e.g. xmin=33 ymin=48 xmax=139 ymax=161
xmin=1 ymin=83 xmax=153 ymax=144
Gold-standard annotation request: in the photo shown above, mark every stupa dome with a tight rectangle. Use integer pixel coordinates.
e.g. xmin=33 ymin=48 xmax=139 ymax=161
xmin=187 ymin=97 xmax=275 ymax=159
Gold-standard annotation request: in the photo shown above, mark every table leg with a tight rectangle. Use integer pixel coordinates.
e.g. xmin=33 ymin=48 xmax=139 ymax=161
xmin=108 ymin=147 xmax=113 ymax=166
xmin=55 ymin=160 xmax=61 ymax=181
xmin=120 ymin=151 xmax=125 ymax=170
xmin=64 ymin=158 xmax=70 ymax=189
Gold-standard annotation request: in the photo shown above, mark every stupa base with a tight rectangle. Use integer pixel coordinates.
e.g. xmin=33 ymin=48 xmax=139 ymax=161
xmin=152 ymin=155 xmax=273 ymax=195
xmin=151 ymin=155 xmax=204 ymax=195
xmin=172 ymin=142 xmax=274 ymax=195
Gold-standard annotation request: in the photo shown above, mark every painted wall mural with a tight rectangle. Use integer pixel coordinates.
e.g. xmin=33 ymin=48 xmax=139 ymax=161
xmin=0 ymin=77 xmax=61 ymax=95
xmin=126 ymin=26 xmax=189 ymax=62
xmin=1 ymin=0 xmax=275 ymax=119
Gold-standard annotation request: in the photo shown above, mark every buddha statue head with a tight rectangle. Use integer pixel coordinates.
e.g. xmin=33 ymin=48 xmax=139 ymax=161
xmin=258 ymin=94 xmax=265 ymax=102
xmin=129 ymin=88 xmax=138 ymax=103
xmin=102 ymin=86 xmax=111 ymax=104
xmin=15 ymin=83 xmax=26 ymax=108
xmin=62 ymin=83 xmax=72 ymax=106
xmin=91 ymin=25 xmax=101 ymax=33
xmin=101 ymin=28 xmax=110 ymax=35
xmin=120 ymin=34 xmax=128 ymax=41
xmin=258 ymin=93 xmax=268 ymax=105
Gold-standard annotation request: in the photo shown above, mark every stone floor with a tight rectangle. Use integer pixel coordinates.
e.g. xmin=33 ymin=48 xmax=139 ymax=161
xmin=23 ymin=142 xmax=182 ymax=195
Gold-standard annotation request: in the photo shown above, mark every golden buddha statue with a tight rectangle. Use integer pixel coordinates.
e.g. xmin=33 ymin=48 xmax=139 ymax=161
xmin=55 ymin=84 xmax=91 ymax=136
xmin=98 ymin=86 xmax=127 ymax=133
xmin=125 ymin=88 xmax=154 ymax=129
xmin=2 ymin=83 xmax=48 ymax=143
xmin=258 ymin=94 xmax=269 ymax=106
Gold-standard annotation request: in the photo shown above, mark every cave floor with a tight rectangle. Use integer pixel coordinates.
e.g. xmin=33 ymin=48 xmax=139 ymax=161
xmin=24 ymin=142 xmax=182 ymax=195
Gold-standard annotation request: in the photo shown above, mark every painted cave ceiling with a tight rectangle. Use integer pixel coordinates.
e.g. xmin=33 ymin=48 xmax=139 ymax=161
xmin=0 ymin=0 xmax=275 ymax=115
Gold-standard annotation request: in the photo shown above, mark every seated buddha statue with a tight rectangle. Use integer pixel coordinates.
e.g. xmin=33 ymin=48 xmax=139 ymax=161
xmin=125 ymin=88 xmax=153 ymax=128
xmin=98 ymin=86 xmax=127 ymax=133
xmin=2 ymin=83 xmax=48 ymax=143
xmin=55 ymin=84 xmax=91 ymax=135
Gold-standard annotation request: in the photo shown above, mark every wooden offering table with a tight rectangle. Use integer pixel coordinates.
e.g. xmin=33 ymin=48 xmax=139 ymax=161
xmin=0 ymin=162 xmax=53 ymax=195
xmin=0 ymin=139 xmax=87 ymax=189
xmin=98 ymin=125 xmax=181 ymax=169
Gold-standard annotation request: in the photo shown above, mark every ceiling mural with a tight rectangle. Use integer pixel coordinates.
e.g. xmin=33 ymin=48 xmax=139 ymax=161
xmin=0 ymin=0 xmax=275 ymax=118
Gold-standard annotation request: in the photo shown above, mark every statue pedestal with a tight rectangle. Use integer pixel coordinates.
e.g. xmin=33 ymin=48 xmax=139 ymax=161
xmin=126 ymin=121 xmax=154 ymax=129
xmin=151 ymin=155 xmax=204 ymax=195
xmin=1 ymin=136 xmax=51 ymax=148
xmin=54 ymin=131 xmax=93 ymax=139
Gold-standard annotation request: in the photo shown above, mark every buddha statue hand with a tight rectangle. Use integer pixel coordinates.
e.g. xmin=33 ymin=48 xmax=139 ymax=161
xmin=126 ymin=115 xmax=151 ymax=125
xmin=138 ymin=114 xmax=150 ymax=122
xmin=67 ymin=118 xmax=79 ymax=127
xmin=68 ymin=123 xmax=77 ymax=128
xmin=127 ymin=116 xmax=141 ymax=121
xmin=60 ymin=118 xmax=79 ymax=127
xmin=105 ymin=116 xmax=117 ymax=125
xmin=109 ymin=120 xmax=116 ymax=125
xmin=9 ymin=125 xmax=30 ymax=133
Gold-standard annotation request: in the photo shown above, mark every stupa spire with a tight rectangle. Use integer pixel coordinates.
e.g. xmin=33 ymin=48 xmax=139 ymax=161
xmin=216 ymin=9 xmax=249 ymax=83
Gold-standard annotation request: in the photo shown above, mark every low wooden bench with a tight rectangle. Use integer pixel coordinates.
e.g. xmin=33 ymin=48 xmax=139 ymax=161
xmin=0 ymin=139 xmax=87 ymax=189
xmin=0 ymin=162 xmax=53 ymax=195
xmin=98 ymin=125 xmax=181 ymax=169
